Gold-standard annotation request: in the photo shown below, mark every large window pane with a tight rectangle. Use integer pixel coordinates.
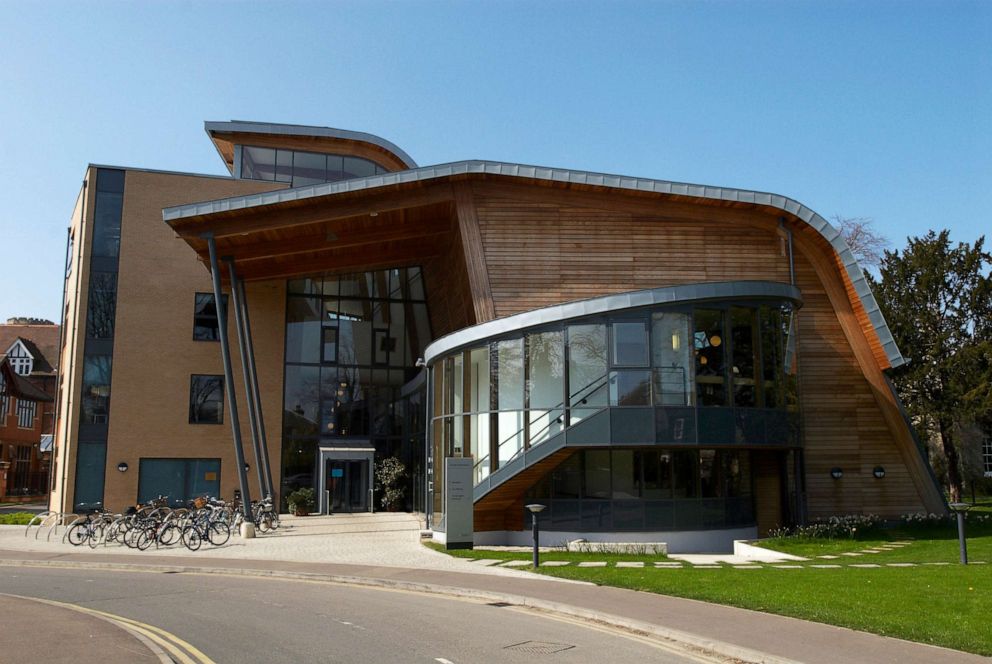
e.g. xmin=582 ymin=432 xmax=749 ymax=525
xmin=694 ymin=309 xmax=727 ymax=406
xmin=243 ymin=146 xmax=276 ymax=181
xmin=730 ymin=307 xmax=758 ymax=407
xmin=609 ymin=370 xmax=651 ymax=406
xmin=80 ymin=356 xmax=112 ymax=424
xmin=292 ymin=151 xmax=327 ymax=187
xmin=528 ymin=331 xmax=564 ymax=444
xmin=86 ymin=272 xmax=118 ymax=339
xmin=612 ymin=450 xmax=637 ymax=499
xmin=189 ymin=375 xmax=224 ymax=424
xmin=611 ymin=321 xmax=648 ymax=366
xmin=286 ymin=297 xmax=321 ymax=363
xmin=584 ymin=450 xmax=611 ymax=499
xmin=284 ymin=365 xmax=319 ymax=437
xmin=468 ymin=345 xmax=490 ymax=414
xmin=92 ymin=191 xmax=123 ymax=257
xmin=568 ymin=324 xmax=608 ymax=409
xmin=73 ymin=440 xmax=106 ymax=510
xmin=651 ymin=312 xmax=692 ymax=405
xmin=497 ymin=339 xmax=524 ymax=410
xmin=193 ymin=293 xmax=226 ymax=342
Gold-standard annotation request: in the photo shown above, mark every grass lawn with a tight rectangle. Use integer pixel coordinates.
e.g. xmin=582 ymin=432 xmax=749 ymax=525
xmin=425 ymin=508 xmax=992 ymax=656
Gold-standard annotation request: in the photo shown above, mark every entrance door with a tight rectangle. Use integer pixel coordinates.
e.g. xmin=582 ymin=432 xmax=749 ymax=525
xmin=326 ymin=459 xmax=369 ymax=513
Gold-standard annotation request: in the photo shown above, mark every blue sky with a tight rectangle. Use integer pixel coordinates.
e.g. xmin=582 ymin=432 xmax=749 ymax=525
xmin=1 ymin=0 xmax=989 ymax=322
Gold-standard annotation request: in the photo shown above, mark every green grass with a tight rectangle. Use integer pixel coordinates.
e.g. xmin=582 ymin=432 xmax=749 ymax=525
xmin=425 ymin=518 xmax=992 ymax=656
xmin=0 ymin=512 xmax=37 ymax=525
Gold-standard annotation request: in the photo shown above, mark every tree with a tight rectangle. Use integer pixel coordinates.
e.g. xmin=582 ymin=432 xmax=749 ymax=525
xmin=871 ymin=230 xmax=992 ymax=502
xmin=834 ymin=215 xmax=889 ymax=268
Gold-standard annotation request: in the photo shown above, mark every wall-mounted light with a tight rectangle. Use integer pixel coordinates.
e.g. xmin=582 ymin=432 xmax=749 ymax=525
xmin=671 ymin=332 xmax=681 ymax=351
xmin=709 ymin=335 xmax=722 ymax=347
xmin=873 ymin=466 xmax=886 ymax=479
xmin=244 ymin=463 xmax=250 ymax=472
xmin=117 ymin=462 xmax=128 ymax=473
xmin=830 ymin=467 xmax=843 ymax=480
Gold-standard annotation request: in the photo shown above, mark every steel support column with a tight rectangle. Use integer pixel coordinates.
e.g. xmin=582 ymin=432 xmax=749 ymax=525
xmin=235 ymin=276 xmax=275 ymax=498
xmin=204 ymin=235 xmax=253 ymax=522
xmin=226 ymin=259 xmax=268 ymax=500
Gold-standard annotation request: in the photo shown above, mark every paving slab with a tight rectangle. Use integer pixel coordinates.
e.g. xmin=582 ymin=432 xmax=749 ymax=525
xmin=810 ymin=564 xmax=842 ymax=569
xmin=577 ymin=561 xmax=607 ymax=567
xmin=615 ymin=561 xmax=644 ymax=568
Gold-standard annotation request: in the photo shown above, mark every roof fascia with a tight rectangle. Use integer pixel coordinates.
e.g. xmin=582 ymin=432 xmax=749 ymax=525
xmin=161 ymin=159 xmax=904 ymax=369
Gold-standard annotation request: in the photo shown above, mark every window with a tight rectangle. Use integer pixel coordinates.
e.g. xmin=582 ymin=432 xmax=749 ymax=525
xmin=86 ymin=272 xmax=118 ymax=339
xmin=17 ymin=399 xmax=36 ymax=429
xmin=138 ymin=458 xmax=221 ymax=506
xmin=241 ymin=146 xmax=388 ymax=185
xmin=611 ymin=321 xmax=649 ymax=366
xmin=0 ymin=373 xmax=7 ymax=424
xmin=189 ymin=375 xmax=224 ymax=424
xmin=193 ymin=293 xmax=227 ymax=341
xmin=80 ymin=356 xmax=112 ymax=424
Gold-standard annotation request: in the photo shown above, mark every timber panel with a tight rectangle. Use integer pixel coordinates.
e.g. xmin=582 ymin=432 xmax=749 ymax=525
xmin=474 ymin=449 xmax=577 ymax=532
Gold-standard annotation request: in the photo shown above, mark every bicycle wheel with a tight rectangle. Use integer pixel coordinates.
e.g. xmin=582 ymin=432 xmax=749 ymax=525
xmin=207 ymin=522 xmax=230 ymax=546
xmin=88 ymin=523 xmax=105 ymax=549
xmin=67 ymin=523 xmax=89 ymax=547
xmin=136 ymin=528 xmax=155 ymax=551
xmin=182 ymin=526 xmax=202 ymax=551
xmin=155 ymin=523 xmax=175 ymax=546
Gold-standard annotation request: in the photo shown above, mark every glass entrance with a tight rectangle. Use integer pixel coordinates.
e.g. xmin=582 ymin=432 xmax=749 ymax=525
xmin=326 ymin=459 xmax=369 ymax=513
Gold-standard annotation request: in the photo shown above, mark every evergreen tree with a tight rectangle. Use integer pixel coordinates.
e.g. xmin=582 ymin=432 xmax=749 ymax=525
xmin=870 ymin=230 xmax=992 ymax=502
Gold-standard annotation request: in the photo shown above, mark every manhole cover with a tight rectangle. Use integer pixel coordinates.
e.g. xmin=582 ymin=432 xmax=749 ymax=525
xmin=503 ymin=641 xmax=575 ymax=655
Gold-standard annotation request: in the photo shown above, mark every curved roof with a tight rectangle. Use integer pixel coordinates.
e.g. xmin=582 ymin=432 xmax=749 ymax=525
xmin=163 ymin=159 xmax=904 ymax=369
xmin=204 ymin=120 xmax=418 ymax=170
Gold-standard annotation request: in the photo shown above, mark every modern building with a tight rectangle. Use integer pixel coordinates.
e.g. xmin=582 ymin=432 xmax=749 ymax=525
xmin=0 ymin=319 xmax=59 ymax=501
xmin=50 ymin=121 xmax=944 ymax=550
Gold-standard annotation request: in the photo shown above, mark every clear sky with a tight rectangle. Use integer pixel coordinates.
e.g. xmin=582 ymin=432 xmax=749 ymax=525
xmin=1 ymin=0 xmax=989 ymax=323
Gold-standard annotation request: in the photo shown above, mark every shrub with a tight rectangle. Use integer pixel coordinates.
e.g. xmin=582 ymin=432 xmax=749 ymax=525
xmin=375 ymin=457 xmax=407 ymax=511
xmin=0 ymin=512 xmax=37 ymax=526
xmin=768 ymin=514 xmax=882 ymax=540
xmin=287 ymin=487 xmax=316 ymax=515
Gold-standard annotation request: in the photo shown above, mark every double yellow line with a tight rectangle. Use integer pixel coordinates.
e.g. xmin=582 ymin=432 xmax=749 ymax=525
xmin=2 ymin=594 xmax=216 ymax=664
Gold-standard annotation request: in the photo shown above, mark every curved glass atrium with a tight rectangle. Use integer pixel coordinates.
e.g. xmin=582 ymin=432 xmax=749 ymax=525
xmin=429 ymin=296 xmax=801 ymax=531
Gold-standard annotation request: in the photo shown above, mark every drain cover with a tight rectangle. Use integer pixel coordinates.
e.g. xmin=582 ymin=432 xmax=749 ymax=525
xmin=503 ymin=641 xmax=575 ymax=655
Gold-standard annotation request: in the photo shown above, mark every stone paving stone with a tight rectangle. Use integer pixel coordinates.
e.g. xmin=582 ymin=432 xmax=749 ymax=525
xmin=540 ymin=560 xmax=571 ymax=567
xmin=471 ymin=559 xmax=504 ymax=566
xmin=771 ymin=565 xmax=802 ymax=569
xmin=972 ymin=561 xmax=987 ymax=564
xmin=886 ymin=563 xmax=917 ymax=567
xmin=810 ymin=564 xmax=841 ymax=569
xmin=841 ymin=552 xmax=864 ymax=557
xmin=860 ymin=550 xmax=882 ymax=554
xmin=923 ymin=562 xmax=950 ymax=566
xmin=692 ymin=565 xmax=721 ymax=569
xmin=654 ymin=562 xmax=683 ymax=568
xmin=577 ymin=561 xmax=607 ymax=567
xmin=817 ymin=555 xmax=839 ymax=559
xmin=732 ymin=565 xmax=762 ymax=569
xmin=616 ymin=561 xmax=644 ymax=568
xmin=849 ymin=564 xmax=881 ymax=568
xmin=502 ymin=560 xmax=533 ymax=567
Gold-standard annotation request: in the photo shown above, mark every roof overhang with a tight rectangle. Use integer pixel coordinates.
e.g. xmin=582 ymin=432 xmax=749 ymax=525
xmin=204 ymin=120 xmax=417 ymax=174
xmin=163 ymin=160 xmax=905 ymax=370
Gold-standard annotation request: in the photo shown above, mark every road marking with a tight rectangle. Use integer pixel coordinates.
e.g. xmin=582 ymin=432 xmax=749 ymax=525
xmin=435 ymin=658 xmax=455 ymax=663
xmin=0 ymin=593 xmax=215 ymax=664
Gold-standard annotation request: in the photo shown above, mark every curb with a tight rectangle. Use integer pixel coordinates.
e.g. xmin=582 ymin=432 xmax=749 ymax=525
xmin=0 ymin=557 xmax=798 ymax=664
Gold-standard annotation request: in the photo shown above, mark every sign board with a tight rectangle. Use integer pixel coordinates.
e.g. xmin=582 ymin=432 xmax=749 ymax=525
xmin=444 ymin=457 xmax=474 ymax=550
xmin=331 ymin=468 xmax=344 ymax=478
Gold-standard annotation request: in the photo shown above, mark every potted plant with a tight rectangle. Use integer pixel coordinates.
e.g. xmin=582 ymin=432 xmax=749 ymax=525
xmin=287 ymin=487 xmax=315 ymax=516
xmin=375 ymin=457 xmax=407 ymax=511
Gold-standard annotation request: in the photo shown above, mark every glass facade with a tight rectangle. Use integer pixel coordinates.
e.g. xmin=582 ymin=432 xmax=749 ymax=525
xmin=281 ymin=268 xmax=432 ymax=512
xmin=137 ymin=458 xmax=221 ymax=507
xmin=526 ymin=449 xmax=754 ymax=531
xmin=74 ymin=168 xmax=124 ymax=511
xmin=241 ymin=146 xmax=390 ymax=188
xmin=430 ymin=299 xmax=800 ymax=529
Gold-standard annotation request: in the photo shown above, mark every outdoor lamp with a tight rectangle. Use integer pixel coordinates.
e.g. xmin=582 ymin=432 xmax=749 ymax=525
xmin=244 ymin=463 xmax=250 ymax=472
xmin=526 ymin=504 xmax=546 ymax=568
xmin=117 ymin=462 xmax=128 ymax=473
xmin=873 ymin=466 xmax=886 ymax=479
xmin=830 ymin=467 xmax=843 ymax=480
xmin=949 ymin=502 xmax=972 ymax=564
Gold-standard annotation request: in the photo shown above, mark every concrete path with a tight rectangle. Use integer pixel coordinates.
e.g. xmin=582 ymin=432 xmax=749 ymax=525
xmin=0 ymin=547 xmax=985 ymax=664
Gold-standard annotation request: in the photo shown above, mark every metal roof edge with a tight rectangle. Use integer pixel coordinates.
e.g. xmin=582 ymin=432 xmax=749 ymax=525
xmin=204 ymin=120 xmax=418 ymax=170
xmin=160 ymin=158 xmax=904 ymax=368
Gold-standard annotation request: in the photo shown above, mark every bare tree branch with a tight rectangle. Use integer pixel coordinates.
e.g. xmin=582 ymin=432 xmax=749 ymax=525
xmin=833 ymin=215 xmax=889 ymax=267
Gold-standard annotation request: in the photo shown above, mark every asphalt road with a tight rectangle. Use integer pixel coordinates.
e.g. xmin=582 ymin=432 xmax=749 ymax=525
xmin=0 ymin=567 xmax=707 ymax=664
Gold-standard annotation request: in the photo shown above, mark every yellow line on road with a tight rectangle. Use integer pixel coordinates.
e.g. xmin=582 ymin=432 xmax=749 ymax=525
xmin=1 ymin=593 xmax=216 ymax=664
